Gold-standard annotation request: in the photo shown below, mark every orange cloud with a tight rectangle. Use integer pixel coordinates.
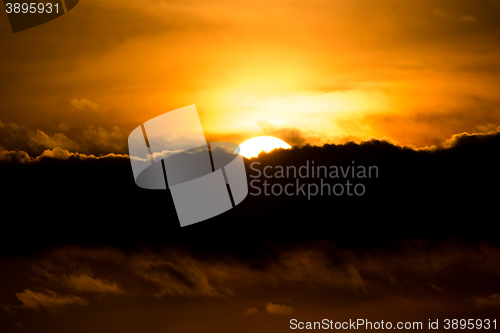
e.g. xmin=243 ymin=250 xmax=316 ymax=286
xmin=15 ymin=289 xmax=88 ymax=311
xmin=0 ymin=150 xmax=31 ymax=163
xmin=126 ymin=255 xmax=229 ymax=298
xmin=265 ymin=302 xmax=295 ymax=316
xmin=62 ymin=274 xmax=124 ymax=295
xmin=70 ymin=99 xmax=101 ymax=112
xmin=473 ymin=293 xmax=500 ymax=308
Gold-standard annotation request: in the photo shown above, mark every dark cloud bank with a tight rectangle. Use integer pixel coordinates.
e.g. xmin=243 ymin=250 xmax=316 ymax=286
xmin=1 ymin=129 xmax=499 ymax=254
xmin=0 ymin=130 xmax=499 ymax=333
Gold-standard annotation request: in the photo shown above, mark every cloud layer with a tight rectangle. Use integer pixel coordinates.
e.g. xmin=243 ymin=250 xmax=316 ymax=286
xmin=1 ymin=241 xmax=499 ymax=315
xmin=15 ymin=289 xmax=88 ymax=311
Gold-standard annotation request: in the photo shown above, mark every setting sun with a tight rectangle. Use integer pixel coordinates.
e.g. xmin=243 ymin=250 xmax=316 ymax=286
xmin=238 ymin=136 xmax=292 ymax=158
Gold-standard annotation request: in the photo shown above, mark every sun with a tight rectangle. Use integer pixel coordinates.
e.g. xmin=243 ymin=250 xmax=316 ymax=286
xmin=238 ymin=136 xmax=292 ymax=158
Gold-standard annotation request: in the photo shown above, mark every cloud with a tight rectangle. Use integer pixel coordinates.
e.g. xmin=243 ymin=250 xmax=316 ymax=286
xmin=15 ymin=289 xmax=88 ymax=311
xmin=1 ymin=241 xmax=499 ymax=333
xmin=20 ymin=246 xmax=368 ymax=301
xmin=0 ymin=127 xmax=498 ymax=253
xmin=70 ymin=99 xmax=101 ymax=112
xmin=1 ymin=115 xmax=500 ymax=163
xmin=27 ymin=125 xmax=127 ymax=154
xmin=440 ymin=127 xmax=500 ymax=149
xmin=28 ymin=130 xmax=82 ymax=152
xmin=461 ymin=15 xmax=477 ymax=23
xmin=148 ymin=149 xmax=186 ymax=160
xmin=0 ymin=147 xmax=130 ymax=163
xmin=429 ymin=283 xmax=443 ymax=293
xmin=0 ymin=240 xmax=499 ymax=323
xmin=433 ymin=8 xmax=477 ymax=23
xmin=265 ymin=302 xmax=295 ymax=316
xmin=81 ymin=125 xmax=126 ymax=152
xmin=36 ymin=147 xmax=94 ymax=160
xmin=127 ymin=255 xmax=228 ymax=298
xmin=26 ymin=254 xmax=124 ymax=297
xmin=474 ymin=123 xmax=500 ymax=133
xmin=62 ymin=274 xmax=124 ymax=295
xmin=267 ymin=250 xmax=366 ymax=291
xmin=0 ymin=120 xmax=128 ymax=156
xmin=221 ymin=89 xmax=389 ymax=144
xmin=473 ymin=293 xmax=500 ymax=308
xmin=0 ymin=150 xmax=32 ymax=163
xmin=244 ymin=307 xmax=258 ymax=315
xmin=259 ymin=121 xmax=308 ymax=147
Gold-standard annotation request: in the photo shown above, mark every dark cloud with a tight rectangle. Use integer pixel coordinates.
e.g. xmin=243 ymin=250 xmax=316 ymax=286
xmin=14 ymin=289 xmax=88 ymax=311
xmin=61 ymin=274 xmax=123 ymax=294
xmin=259 ymin=122 xmax=309 ymax=147
xmin=4 ymin=240 xmax=499 ymax=300
xmin=0 ymin=120 xmax=128 ymax=156
xmin=0 ymin=150 xmax=31 ymax=164
xmin=126 ymin=254 xmax=228 ymax=298
xmin=473 ymin=293 xmax=500 ymax=308
xmin=0 ymin=128 xmax=498 ymax=254
xmin=1 ymin=240 xmax=499 ymax=332
xmin=24 ymin=253 xmax=125 ymax=296
xmin=1 ymin=241 xmax=499 ymax=312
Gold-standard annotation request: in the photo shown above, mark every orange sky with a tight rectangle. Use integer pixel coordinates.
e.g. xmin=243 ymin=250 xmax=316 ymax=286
xmin=2 ymin=3 xmax=500 ymax=332
xmin=1 ymin=0 xmax=500 ymax=154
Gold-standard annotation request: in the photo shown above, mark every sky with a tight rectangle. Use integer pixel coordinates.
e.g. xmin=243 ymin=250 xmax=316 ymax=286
xmin=1 ymin=0 xmax=500 ymax=156
xmin=1 ymin=1 xmax=500 ymax=333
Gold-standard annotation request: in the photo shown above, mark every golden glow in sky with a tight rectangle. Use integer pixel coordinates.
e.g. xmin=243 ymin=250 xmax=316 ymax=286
xmin=1 ymin=0 xmax=500 ymax=155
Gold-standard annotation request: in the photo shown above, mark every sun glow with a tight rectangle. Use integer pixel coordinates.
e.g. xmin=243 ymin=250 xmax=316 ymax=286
xmin=238 ymin=136 xmax=292 ymax=158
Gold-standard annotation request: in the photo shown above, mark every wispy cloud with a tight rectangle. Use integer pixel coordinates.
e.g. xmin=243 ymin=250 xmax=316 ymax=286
xmin=473 ymin=293 xmax=500 ymax=308
xmin=265 ymin=302 xmax=295 ymax=316
xmin=433 ymin=8 xmax=477 ymax=23
xmin=70 ymin=99 xmax=101 ymax=112
xmin=127 ymin=255 xmax=230 ymax=298
xmin=15 ymin=289 xmax=88 ymax=311
xmin=62 ymin=274 xmax=124 ymax=295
